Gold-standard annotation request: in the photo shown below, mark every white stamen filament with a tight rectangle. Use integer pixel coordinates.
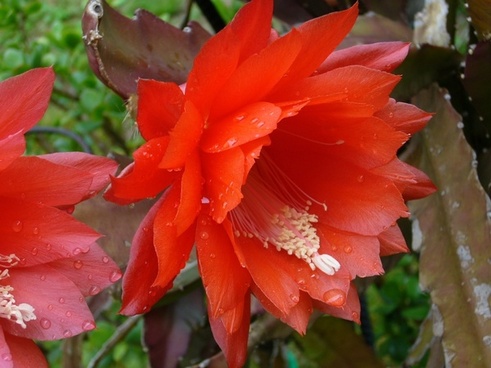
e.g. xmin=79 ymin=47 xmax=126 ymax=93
xmin=0 ymin=254 xmax=36 ymax=329
xmin=230 ymin=155 xmax=340 ymax=276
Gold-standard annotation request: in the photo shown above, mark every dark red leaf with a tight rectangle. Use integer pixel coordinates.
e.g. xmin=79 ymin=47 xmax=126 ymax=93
xmin=82 ymin=0 xmax=211 ymax=99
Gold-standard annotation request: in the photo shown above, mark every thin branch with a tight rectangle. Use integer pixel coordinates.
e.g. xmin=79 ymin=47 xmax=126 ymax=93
xmin=87 ymin=315 xmax=142 ymax=368
xmin=27 ymin=126 xmax=93 ymax=153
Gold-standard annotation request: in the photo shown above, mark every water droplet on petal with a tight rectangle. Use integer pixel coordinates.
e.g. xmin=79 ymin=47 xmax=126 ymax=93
xmin=343 ymin=246 xmax=352 ymax=254
xmin=89 ymin=286 xmax=101 ymax=295
xmin=199 ymin=231 xmax=209 ymax=240
xmin=47 ymin=304 xmax=53 ymax=311
xmin=289 ymin=294 xmax=299 ymax=303
xmin=217 ymin=308 xmax=224 ymax=315
xmin=82 ymin=320 xmax=96 ymax=331
xmin=323 ymin=289 xmax=346 ymax=306
xmin=297 ymin=279 xmax=306 ymax=286
xmin=46 ymin=243 xmax=52 ymax=251
xmin=73 ymin=248 xmax=81 ymax=255
xmin=109 ymin=270 xmax=122 ymax=283
xmin=357 ymin=175 xmax=364 ymax=183
xmin=63 ymin=329 xmax=72 ymax=338
xmin=59 ymin=298 xmax=65 ymax=304
xmin=352 ymin=311 xmax=359 ymax=321
xmin=148 ymin=289 xmax=156 ymax=297
xmin=40 ymin=275 xmax=46 ymax=281
xmin=40 ymin=318 xmax=51 ymax=329
xmin=33 ymin=227 xmax=39 ymax=235
xmin=102 ymin=256 xmax=109 ymax=264
xmin=73 ymin=260 xmax=83 ymax=269
xmin=31 ymin=247 xmax=38 ymax=256
xmin=12 ymin=220 xmax=23 ymax=232
xmin=79 ymin=296 xmax=84 ymax=303
xmin=65 ymin=205 xmax=75 ymax=214
xmin=65 ymin=311 xmax=72 ymax=317
xmin=1 ymin=353 xmax=12 ymax=361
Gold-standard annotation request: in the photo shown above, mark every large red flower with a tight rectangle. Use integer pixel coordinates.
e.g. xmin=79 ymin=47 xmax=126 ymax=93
xmin=106 ymin=1 xmax=435 ymax=366
xmin=0 ymin=68 xmax=121 ymax=367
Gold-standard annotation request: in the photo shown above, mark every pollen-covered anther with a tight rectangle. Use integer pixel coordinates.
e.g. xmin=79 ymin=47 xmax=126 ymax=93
xmin=269 ymin=206 xmax=340 ymax=275
xmin=0 ymin=253 xmax=36 ymax=329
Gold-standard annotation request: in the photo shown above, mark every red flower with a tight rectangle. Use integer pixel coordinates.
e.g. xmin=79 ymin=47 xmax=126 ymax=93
xmin=106 ymin=1 xmax=435 ymax=366
xmin=0 ymin=68 xmax=121 ymax=367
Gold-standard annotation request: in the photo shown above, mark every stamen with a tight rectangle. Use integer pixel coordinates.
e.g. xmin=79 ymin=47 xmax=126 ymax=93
xmin=230 ymin=156 xmax=339 ymax=275
xmin=0 ymin=253 xmax=36 ymax=329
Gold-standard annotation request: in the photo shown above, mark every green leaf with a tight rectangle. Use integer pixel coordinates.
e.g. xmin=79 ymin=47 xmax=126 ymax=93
xmin=295 ymin=316 xmax=385 ymax=367
xmin=407 ymin=84 xmax=491 ymax=366
xmin=3 ymin=48 xmax=24 ymax=69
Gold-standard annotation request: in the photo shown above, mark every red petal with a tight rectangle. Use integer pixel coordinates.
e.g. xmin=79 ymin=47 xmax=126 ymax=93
xmin=3 ymin=265 xmax=95 ymax=340
xmin=233 ymin=236 xmax=300 ymax=314
xmin=105 ymin=137 xmax=177 ymax=203
xmin=39 ymin=152 xmax=117 ymax=196
xmin=319 ymin=42 xmax=410 ymax=73
xmin=316 ymin=223 xmax=384 ymax=279
xmin=120 ymin=196 xmax=166 ymax=315
xmin=201 ymin=102 xmax=281 ymax=153
xmin=208 ymin=293 xmax=250 ymax=368
xmin=209 ymin=30 xmax=302 ymax=119
xmin=48 ymin=242 xmax=121 ymax=296
xmin=202 ymin=148 xmax=245 ymax=222
xmin=0 ymin=156 xmax=95 ymax=206
xmin=314 ymin=283 xmax=361 ymax=323
xmin=374 ymin=99 xmax=432 ymax=135
xmin=160 ymin=101 xmax=203 ymax=169
xmin=0 ymin=197 xmax=99 ymax=267
xmin=152 ymin=185 xmax=196 ymax=289
xmin=4 ymin=334 xmax=48 ymax=368
xmin=378 ymin=224 xmax=409 ymax=256
xmin=240 ymin=136 xmax=271 ymax=180
xmin=137 ymin=79 xmax=184 ymax=141
xmin=273 ymin=4 xmax=358 ymax=87
xmin=0 ymin=68 xmax=54 ymax=139
xmin=251 ymin=283 xmax=312 ymax=334
xmin=0 ymin=132 xmax=25 ymax=171
xmin=173 ymin=151 xmax=202 ymax=235
xmin=272 ymin=65 xmax=400 ymax=111
xmin=196 ymin=216 xmax=250 ymax=322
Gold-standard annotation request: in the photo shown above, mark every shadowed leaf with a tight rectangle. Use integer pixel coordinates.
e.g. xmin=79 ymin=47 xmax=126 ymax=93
xmin=143 ymin=288 xmax=207 ymax=368
xmin=339 ymin=12 xmax=412 ymax=49
xmin=295 ymin=316 xmax=384 ymax=367
xmin=407 ymin=84 xmax=491 ymax=367
xmin=82 ymin=0 xmax=211 ymax=99
xmin=464 ymin=41 xmax=491 ymax=131
xmin=467 ymin=0 xmax=491 ymax=40
xmin=392 ymin=45 xmax=463 ymax=101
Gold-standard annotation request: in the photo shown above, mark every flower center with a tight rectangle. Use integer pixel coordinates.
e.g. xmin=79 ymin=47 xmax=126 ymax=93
xmin=230 ymin=154 xmax=340 ymax=275
xmin=0 ymin=254 xmax=36 ymax=329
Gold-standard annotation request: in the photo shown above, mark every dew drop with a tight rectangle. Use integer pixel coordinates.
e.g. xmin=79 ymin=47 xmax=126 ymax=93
xmin=82 ymin=320 xmax=96 ymax=331
xmin=33 ymin=227 xmax=39 ymax=235
xmin=31 ymin=247 xmax=38 ymax=256
xmin=47 ymin=304 xmax=53 ymax=311
xmin=226 ymin=138 xmax=238 ymax=147
xmin=235 ymin=114 xmax=245 ymax=121
xmin=65 ymin=205 xmax=75 ymax=214
xmin=79 ymin=296 xmax=84 ymax=303
xmin=142 ymin=227 xmax=150 ymax=232
xmin=87 ymin=274 xmax=93 ymax=280
xmin=257 ymin=121 xmax=265 ymax=128
xmin=357 ymin=175 xmax=364 ymax=183
xmin=1 ymin=353 xmax=12 ymax=362
xmin=289 ymin=294 xmax=299 ymax=303
xmin=351 ymin=311 xmax=359 ymax=321
xmin=109 ymin=270 xmax=122 ymax=283
xmin=142 ymin=305 xmax=148 ymax=312
xmin=148 ymin=289 xmax=157 ymax=297
xmin=46 ymin=243 xmax=52 ymax=251
xmin=343 ymin=246 xmax=353 ymax=254
xmin=323 ymin=289 xmax=346 ymax=306
xmin=297 ymin=279 xmax=306 ymax=286
xmin=102 ymin=256 xmax=109 ymax=264
xmin=59 ymin=297 xmax=65 ymax=304
xmin=66 ymin=311 xmax=72 ymax=317
xmin=388 ymin=112 xmax=394 ymax=118
xmin=63 ymin=329 xmax=72 ymax=338
xmin=40 ymin=275 xmax=46 ymax=281
xmin=217 ymin=308 xmax=224 ymax=315
xmin=331 ymin=245 xmax=338 ymax=252
xmin=73 ymin=260 xmax=83 ymax=270
xmin=12 ymin=220 xmax=23 ymax=232
xmin=40 ymin=318 xmax=51 ymax=329
xmin=73 ymin=248 xmax=81 ymax=255
xmin=209 ymin=253 xmax=216 ymax=259
xmin=89 ymin=286 xmax=101 ymax=296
